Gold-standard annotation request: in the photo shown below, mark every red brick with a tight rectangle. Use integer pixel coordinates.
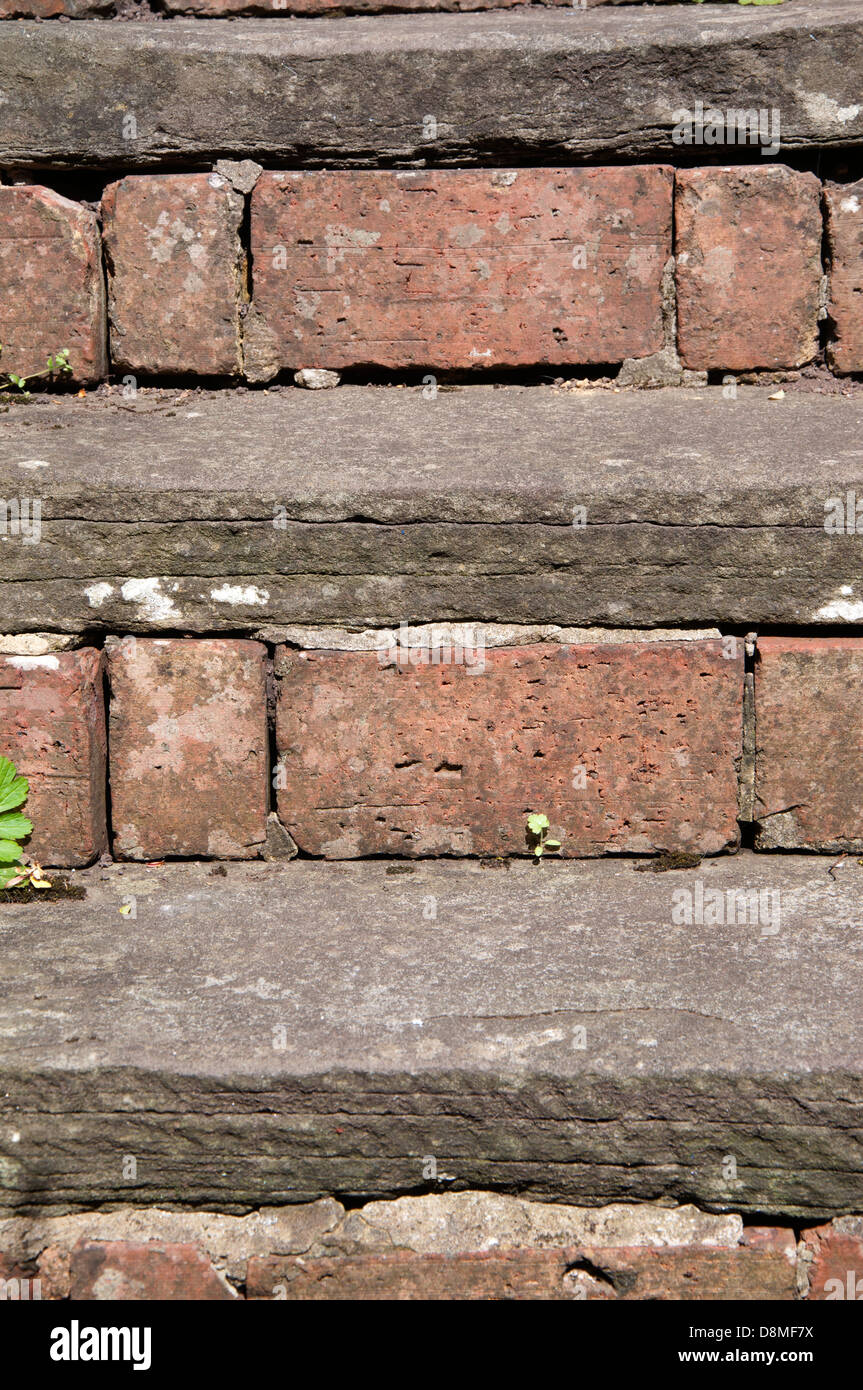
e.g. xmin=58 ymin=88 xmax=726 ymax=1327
xmin=802 ymin=1223 xmax=863 ymax=1300
xmin=70 ymin=1240 xmax=236 ymax=1300
xmin=675 ymin=166 xmax=822 ymax=371
xmin=108 ymin=638 xmax=268 ymax=860
xmin=274 ymin=638 xmax=741 ymax=858
xmin=248 ymin=1243 xmax=795 ymax=1300
xmin=826 ymin=180 xmax=863 ymax=374
xmin=0 ymin=186 xmax=106 ymax=386
xmin=754 ymin=636 xmax=863 ymax=851
xmin=0 ymin=0 xmax=109 ymax=15
xmin=102 ymin=174 xmax=244 ymax=377
xmin=163 ymin=0 xmax=570 ymax=10
xmin=0 ymin=650 xmax=106 ymax=867
xmin=247 ymin=168 xmax=672 ymax=376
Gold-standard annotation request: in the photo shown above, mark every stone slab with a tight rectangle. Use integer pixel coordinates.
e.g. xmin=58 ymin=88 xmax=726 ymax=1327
xmin=1 ymin=852 xmax=862 ymax=1216
xmin=0 ymin=5 xmax=860 ymax=169
xmin=0 ymin=386 xmax=861 ymax=631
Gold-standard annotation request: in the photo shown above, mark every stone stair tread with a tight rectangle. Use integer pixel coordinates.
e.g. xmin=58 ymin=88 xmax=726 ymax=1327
xmin=2 ymin=385 xmax=862 ymax=631
xmin=1 ymin=852 xmax=861 ymax=1215
xmin=0 ymin=384 xmax=860 ymax=522
xmin=1 ymin=1 xmax=859 ymax=168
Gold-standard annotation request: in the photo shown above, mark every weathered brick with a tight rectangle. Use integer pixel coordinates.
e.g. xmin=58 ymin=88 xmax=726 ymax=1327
xmin=156 ymin=0 xmax=729 ymax=12
xmin=802 ymin=1220 xmax=863 ymax=1300
xmin=675 ymin=167 xmax=822 ymax=371
xmin=163 ymin=0 xmax=570 ymax=10
xmin=274 ymin=637 xmax=742 ymax=858
xmin=102 ymin=174 xmax=244 ymax=377
xmin=247 ymin=168 xmax=672 ymax=377
xmin=826 ymin=179 xmax=863 ymax=374
xmin=754 ymin=637 xmax=863 ymax=851
xmin=247 ymin=1242 xmax=795 ymax=1300
xmin=0 ymin=186 xmax=106 ymax=386
xmin=0 ymin=0 xmax=110 ymax=15
xmin=108 ymin=638 xmax=268 ymax=860
xmin=0 ymin=650 xmax=106 ymax=867
xmin=70 ymin=1240 xmax=237 ymax=1300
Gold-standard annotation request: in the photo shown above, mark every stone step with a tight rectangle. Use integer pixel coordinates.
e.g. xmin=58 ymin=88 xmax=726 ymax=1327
xmin=1 ymin=384 xmax=862 ymax=631
xmin=2 ymin=852 xmax=862 ymax=1217
xmin=0 ymin=2 xmax=859 ymax=171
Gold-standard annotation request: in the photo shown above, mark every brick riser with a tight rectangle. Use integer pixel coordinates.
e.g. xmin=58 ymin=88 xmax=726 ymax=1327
xmin=1 ymin=1200 xmax=856 ymax=1300
xmin=2 ymin=630 xmax=863 ymax=865
xmin=3 ymin=164 xmax=862 ymax=383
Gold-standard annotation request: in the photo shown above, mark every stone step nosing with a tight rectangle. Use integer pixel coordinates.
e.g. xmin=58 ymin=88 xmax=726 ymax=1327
xmin=0 ymin=2 xmax=860 ymax=168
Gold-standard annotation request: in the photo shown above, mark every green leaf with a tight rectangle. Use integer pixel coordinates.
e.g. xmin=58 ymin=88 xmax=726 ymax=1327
xmin=0 ymin=864 xmax=23 ymax=888
xmin=526 ymin=812 xmax=549 ymax=836
xmin=0 ymin=757 xmax=28 ymax=814
xmin=0 ymin=812 xmax=31 ymax=840
xmin=0 ymin=839 xmax=24 ymax=862
xmin=544 ymin=838 xmax=561 ymax=850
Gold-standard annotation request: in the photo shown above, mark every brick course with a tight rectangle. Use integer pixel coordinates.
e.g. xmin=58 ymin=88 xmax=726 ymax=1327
xmin=0 ymin=168 xmax=852 ymax=381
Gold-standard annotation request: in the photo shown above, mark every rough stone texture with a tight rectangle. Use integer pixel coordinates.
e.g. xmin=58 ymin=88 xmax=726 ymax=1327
xmin=275 ymin=637 xmax=742 ymax=858
xmin=70 ymin=1240 xmax=237 ymax=1300
xmin=826 ymin=179 xmax=863 ymax=375
xmin=213 ymin=159 xmax=263 ymax=196
xmin=1 ymin=7 xmax=860 ymax=170
xmin=294 ymin=368 xmax=340 ymax=390
xmin=107 ymin=638 xmax=268 ymax=860
xmin=264 ymin=624 xmax=721 ymax=652
xmin=0 ymin=649 xmax=106 ymax=866
xmin=0 ymin=186 xmax=106 ymax=385
xmin=248 ymin=168 xmax=671 ymax=375
xmin=101 ymin=174 xmax=244 ymax=377
xmin=675 ymin=167 xmax=823 ymax=371
xmin=316 ymin=1193 xmax=744 ymax=1256
xmin=247 ymin=1241 xmax=796 ymax=1300
xmin=0 ymin=1195 xmax=801 ymax=1300
xmin=2 ymin=854 xmax=862 ymax=1217
xmin=263 ymin=812 xmax=299 ymax=861
xmin=801 ymin=1222 xmax=863 ymax=1300
xmin=0 ymin=1200 xmax=345 ymax=1284
xmin=754 ymin=637 xmax=863 ymax=852
xmin=1 ymin=386 xmax=861 ymax=632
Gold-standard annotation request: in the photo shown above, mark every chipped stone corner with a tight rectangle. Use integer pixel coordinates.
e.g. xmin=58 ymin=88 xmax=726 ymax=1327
xmin=241 ymin=304 xmax=282 ymax=384
xmin=213 ymin=160 xmax=263 ymax=198
xmin=263 ymin=812 xmax=299 ymax=862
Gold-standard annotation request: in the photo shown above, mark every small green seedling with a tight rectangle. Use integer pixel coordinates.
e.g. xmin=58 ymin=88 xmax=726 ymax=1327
xmin=526 ymin=812 xmax=561 ymax=861
xmin=0 ymin=755 xmax=50 ymax=889
xmin=0 ymin=345 xmax=72 ymax=400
